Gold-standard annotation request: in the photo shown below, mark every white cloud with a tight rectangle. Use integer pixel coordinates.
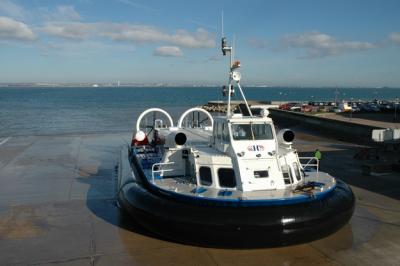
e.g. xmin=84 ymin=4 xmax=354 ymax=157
xmin=41 ymin=22 xmax=94 ymax=40
xmin=389 ymin=32 xmax=400 ymax=45
xmin=0 ymin=16 xmax=35 ymax=41
xmin=281 ymin=31 xmax=375 ymax=58
xmin=99 ymin=24 xmax=168 ymax=42
xmin=168 ymin=28 xmax=215 ymax=48
xmin=40 ymin=5 xmax=81 ymax=21
xmin=0 ymin=0 xmax=26 ymax=19
xmin=99 ymin=24 xmax=215 ymax=48
xmin=38 ymin=40 xmax=135 ymax=57
xmin=153 ymin=46 xmax=183 ymax=57
xmin=41 ymin=21 xmax=216 ymax=49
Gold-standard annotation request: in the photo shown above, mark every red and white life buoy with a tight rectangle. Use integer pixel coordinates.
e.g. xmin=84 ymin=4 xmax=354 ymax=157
xmin=131 ymin=130 xmax=149 ymax=146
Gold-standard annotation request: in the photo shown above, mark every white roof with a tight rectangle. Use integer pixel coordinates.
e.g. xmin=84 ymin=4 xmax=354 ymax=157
xmin=214 ymin=116 xmax=272 ymax=123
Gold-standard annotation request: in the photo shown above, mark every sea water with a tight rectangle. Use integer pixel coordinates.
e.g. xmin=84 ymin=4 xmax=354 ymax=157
xmin=1 ymin=87 xmax=399 ymax=136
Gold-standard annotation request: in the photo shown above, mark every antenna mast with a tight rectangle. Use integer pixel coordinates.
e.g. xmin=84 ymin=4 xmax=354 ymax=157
xmin=221 ymin=19 xmax=252 ymax=118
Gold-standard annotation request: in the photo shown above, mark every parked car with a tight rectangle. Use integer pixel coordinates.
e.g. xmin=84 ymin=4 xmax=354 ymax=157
xmin=290 ymin=104 xmax=302 ymax=112
xmin=279 ymin=102 xmax=297 ymax=110
xmin=301 ymin=105 xmax=312 ymax=112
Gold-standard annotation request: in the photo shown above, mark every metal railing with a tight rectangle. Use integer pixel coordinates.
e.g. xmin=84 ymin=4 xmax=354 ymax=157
xmin=151 ymin=162 xmax=175 ymax=182
xmin=299 ymin=157 xmax=319 ymax=172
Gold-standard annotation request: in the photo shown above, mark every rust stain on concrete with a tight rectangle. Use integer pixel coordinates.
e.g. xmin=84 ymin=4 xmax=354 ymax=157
xmin=78 ymin=164 xmax=99 ymax=177
xmin=0 ymin=206 xmax=48 ymax=239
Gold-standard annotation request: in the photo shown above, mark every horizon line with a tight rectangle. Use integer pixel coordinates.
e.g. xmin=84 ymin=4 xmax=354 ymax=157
xmin=1 ymin=83 xmax=399 ymax=90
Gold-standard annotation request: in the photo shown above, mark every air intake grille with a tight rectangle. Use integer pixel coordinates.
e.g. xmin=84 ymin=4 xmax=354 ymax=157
xmin=254 ymin=170 xmax=269 ymax=178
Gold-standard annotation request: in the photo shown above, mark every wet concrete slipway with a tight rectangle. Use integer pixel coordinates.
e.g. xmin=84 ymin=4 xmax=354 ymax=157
xmin=0 ymin=132 xmax=399 ymax=266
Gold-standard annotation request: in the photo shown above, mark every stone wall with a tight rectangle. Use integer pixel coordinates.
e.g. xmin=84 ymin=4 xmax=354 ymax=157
xmin=269 ymin=109 xmax=384 ymax=145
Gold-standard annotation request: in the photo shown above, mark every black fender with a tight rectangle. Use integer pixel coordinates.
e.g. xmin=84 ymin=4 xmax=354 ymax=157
xmin=118 ymin=175 xmax=355 ymax=248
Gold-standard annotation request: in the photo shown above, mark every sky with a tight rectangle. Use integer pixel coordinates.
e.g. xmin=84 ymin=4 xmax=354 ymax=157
xmin=0 ymin=0 xmax=399 ymax=87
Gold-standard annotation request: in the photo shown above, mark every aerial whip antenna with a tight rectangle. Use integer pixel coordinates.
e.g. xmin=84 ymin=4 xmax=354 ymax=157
xmin=221 ymin=11 xmax=230 ymax=56
xmin=232 ymin=34 xmax=236 ymax=62
xmin=221 ymin=10 xmax=224 ymax=38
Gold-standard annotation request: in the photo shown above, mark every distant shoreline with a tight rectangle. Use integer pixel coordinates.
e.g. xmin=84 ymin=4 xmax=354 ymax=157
xmin=1 ymin=85 xmax=399 ymax=90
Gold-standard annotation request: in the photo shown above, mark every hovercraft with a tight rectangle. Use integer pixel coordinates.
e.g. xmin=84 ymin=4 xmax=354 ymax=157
xmin=117 ymin=35 xmax=355 ymax=248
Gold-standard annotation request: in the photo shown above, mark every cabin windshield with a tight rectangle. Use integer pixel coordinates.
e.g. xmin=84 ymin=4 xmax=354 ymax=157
xmin=231 ymin=123 xmax=274 ymax=140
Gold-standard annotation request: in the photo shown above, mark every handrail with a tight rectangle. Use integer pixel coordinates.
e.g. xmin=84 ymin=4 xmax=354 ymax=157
xmin=299 ymin=157 xmax=319 ymax=172
xmin=282 ymin=155 xmax=293 ymax=186
xmin=151 ymin=162 xmax=175 ymax=182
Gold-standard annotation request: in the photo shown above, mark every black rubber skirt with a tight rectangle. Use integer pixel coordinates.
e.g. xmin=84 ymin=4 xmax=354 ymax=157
xmin=118 ymin=178 xmax=355 ymax=248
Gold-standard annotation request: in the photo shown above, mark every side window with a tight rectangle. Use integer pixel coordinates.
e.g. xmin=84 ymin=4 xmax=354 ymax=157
xmin=282 ymin=165 xmax=293 ymax=184
xmin=199 ymin=167 xmax=212 ymax=186
xmin=222 ymin=123 xmax=229 ymax=143
xmin=218 ymin=168 xmax=236 ymax=188
xmin=212 ymin=123 xmax=217 ymax=144
xmin=292 ymin=163 xmax=302 ymax=181
xmin=217 ymin=122 xmax=222 ymax=140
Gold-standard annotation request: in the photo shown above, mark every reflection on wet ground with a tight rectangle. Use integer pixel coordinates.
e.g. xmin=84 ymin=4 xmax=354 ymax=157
xmin=0 ymin=132 xmax=399 ymax=265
